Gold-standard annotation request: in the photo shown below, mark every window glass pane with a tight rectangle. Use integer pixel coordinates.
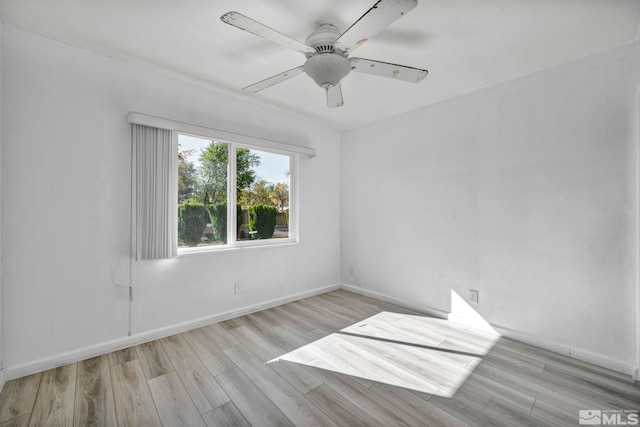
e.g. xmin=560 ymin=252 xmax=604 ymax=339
xmin=177 ymin=134 xmax=228 ymax=247
xmin=237 ymin=148 xmax=290 ymax=241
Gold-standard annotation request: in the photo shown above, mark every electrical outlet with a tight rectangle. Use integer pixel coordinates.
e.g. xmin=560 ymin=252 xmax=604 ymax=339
xmin=469 ymin=289 xmax=479 ymax=304
xmin=234 ymin=282 xmax=243 ymax=294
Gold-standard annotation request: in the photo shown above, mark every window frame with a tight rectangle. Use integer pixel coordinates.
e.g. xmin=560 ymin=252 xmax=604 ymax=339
xmin=177 ymin=133 xmax=299 ymax=255
xmin=126 ymin=112 xmax=314 ymax=256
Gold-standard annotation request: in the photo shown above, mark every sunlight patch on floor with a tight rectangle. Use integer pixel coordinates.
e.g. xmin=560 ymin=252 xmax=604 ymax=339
xmin=268 ymin=306 xmax=500 ymax=397
xmin=448 ymin=289 xmax=498 ymax=334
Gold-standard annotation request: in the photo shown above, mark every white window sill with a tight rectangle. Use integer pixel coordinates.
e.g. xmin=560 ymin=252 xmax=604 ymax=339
xmin=178 ymin=238 xmax=299 ymax=256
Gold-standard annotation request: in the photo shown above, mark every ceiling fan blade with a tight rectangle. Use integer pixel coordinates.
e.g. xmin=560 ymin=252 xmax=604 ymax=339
xmin=242 ymin=66 xmax=305 ymax=93
xmin=334 ymin=0 xmax=418 ymax=54
xmin=350 ymin=57 xmax=427 ymax=83
xmin=326 ymin=84 xmax=344 ymax=108
xmin=221 ymin=11 xmax=315 ymax=55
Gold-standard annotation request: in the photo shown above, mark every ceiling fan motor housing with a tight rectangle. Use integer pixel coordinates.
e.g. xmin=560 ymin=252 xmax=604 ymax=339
xmin=304 ymin=23 xmax=342 ymax=55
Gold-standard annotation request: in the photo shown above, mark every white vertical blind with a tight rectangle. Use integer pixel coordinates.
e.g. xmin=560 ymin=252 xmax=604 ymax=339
xmin=132 ymin=124 xmax=178 ymax=260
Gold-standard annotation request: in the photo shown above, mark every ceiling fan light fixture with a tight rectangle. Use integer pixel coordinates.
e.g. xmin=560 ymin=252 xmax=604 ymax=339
xmin=303 ymin=53 xmax=351 ymax=89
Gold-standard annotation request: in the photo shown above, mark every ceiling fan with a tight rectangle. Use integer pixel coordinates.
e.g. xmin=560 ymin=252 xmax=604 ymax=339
xmin=220 ymin=0 xmax=428 ymax=108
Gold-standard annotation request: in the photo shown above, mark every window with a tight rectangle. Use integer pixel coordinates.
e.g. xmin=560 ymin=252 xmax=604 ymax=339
xmin=177 ymin=133 xmax=295 ymax=251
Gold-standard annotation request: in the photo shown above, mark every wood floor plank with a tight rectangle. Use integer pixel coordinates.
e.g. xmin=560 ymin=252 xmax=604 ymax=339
xmin=159 ymin=334 xmax=230 ymax=413
xmin=341 ymin=311 xmax=446 ymax=346
xmin=285 ymin=300 xmax=345 ymax=331
xmin=28 ymin=364 xmax=76 ymax=427
xmin=475 ymin=357 xmax=600 ymax=412
xmin=267 ymin=359 xmax=323 ymax=394
xmin=542 ymin=363 xmax=640 ymax=406
xmin=0 ymin=414 xmax=30 ymax=427
xmin=244 ymin=312 xmax=279 ymax=334
xmin=369 ymin=381 xmax=472 ymax=427
xmin=219 ymin=316 xmax=250 ymax=330
xmin=427 ymin=394 xmax=509 ymax=427
xmin=296 ymin=359 xmax=377 ymax=390
xmin=215 ymin=368 xmax=295 ymax=427
xmin=305 ymin=383 xmax=384 ymax=427
xmin=271 ymin=323 xmax=320 ymax=349
xmin=338 ymin=329 xmax=477 ymax=395
xmin=135 ymin=340 xmax=174 ymax=380
xmin=243 ymin=313 xmax=294 ymax=351
xmin=182 ymin=328 xmax=234 ymax=376
xmin=74 ymin=355 xmax=117 ymax=426
xmin=201 ymin=323 xmax=241 ymax=349
xmin=330 ymin=333 xmax=444 ymax=393
xmin=294 ymin=334 xmax=385 ymax=384
xmin=308 ymin=366 xmax=417 ymax=427
xmin=315 ymin=292 xmax=386 ymax=320
xmin=267 ymin=323 xmax=323 ymax=354
xmin=487 ymin=344 xmax=547 ymax=374
xmin=228 ymin=325 xmax=283 ymax=361
xmin=333 ymin=289 xmax=421 ymax=315
xmin=452 ymin=375 xmax=494 ymax=409
xmin=271 ymin=304 xmax=321 ymax=332
xmin=148 ymin=371 xmax=206 ymax=427
xmin=108 ymin=347 xmax=138 ymax=367
xmin=531 ymin=399 xmax=579 ymax=426
xmin=464 ymin=370 xmax=536 ymax=413
xmin=203 ymin=401 xmax=251 ymax=427
xmin=296 ymin=298 xmax=357 ymax=329
xmin=110 ymin=360 xmax=162 ymax=426
xmin=261 ymin=305 xmax=310 ymax=330
xmin=309 ymin=294 xmax=371 ymax=320
xmin=501 ymin=337 xmax=634 ymax=384
xmin=0 ymin=373 xmax=41 ymax=423
xmin=250 ymin=309 xmax=283 ymax=328
xmin=484 ymin=396 xmax=542 ymax=427
xmin=224 ymin=345 xmax=338 ymax=427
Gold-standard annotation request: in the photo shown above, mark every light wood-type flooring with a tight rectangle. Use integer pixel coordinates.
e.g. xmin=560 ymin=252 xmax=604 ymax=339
xmin=0 ymin=290 xmax=638 ymax=426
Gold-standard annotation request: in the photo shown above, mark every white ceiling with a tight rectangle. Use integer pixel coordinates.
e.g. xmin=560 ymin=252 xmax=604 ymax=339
xmin=1 ymin=0 xmax=639 ymax=130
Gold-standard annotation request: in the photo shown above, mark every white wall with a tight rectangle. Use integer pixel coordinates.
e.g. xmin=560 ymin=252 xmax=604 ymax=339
xmin=0 ymin=20 xmax=4 ymax=382
xmin=1 ymin=26 xmax=341 ymax=372
xmin=341 ymin=43 xmax=637 ymax=371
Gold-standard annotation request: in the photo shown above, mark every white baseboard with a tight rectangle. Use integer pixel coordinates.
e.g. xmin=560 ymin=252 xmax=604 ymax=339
xmin=493 ymin=324 xmax=636 ymax=377
xmin=341 ymin=284 xmax=637 ymax=378
xmin=3 ymin=283 xmax=341 ymax=381
xmin=340 ymin=283 xmax=449 ymax=319
xmin=0 ymin=370 xmax=6 ymax=393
